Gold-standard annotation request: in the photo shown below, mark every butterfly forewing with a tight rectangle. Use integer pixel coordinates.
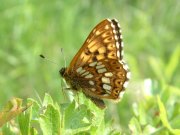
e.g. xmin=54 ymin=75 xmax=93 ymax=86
xmin=68 ymin=19 xmax=123 ymax=70
xmin=61 ymin=19 xmax=130 ymax=109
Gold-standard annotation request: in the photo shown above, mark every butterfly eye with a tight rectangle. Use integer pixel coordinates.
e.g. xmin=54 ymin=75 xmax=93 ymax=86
xmin=59 ymin=68 xmax=66 ymax=77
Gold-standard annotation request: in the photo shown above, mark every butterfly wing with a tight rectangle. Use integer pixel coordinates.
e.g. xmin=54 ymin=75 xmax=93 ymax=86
xmin=67 ymin=19 xmax=123 ymax=71
xmin=65 ymin=19 xmax=130 ymax=104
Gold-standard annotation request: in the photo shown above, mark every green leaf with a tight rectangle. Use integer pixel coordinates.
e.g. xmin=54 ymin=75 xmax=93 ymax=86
xmin=157 ymin=96 xmax=180 ymax=134
xmin=142 ymin=125 xmax=156 ymax=134
xmin=27 ymin=98 xmax=41 ymax=130
xmin=73 ymin=93 xmax=105 ymax=134
xmin=1 ymin=124 xmax=15 ymax=135
xmin=157 ymin=96 xmax=171 ymax=129
xmin=64 ymin=101 xmax=92 ymax=134
xmin=27 ymin=98 xmax=41 ymax=120
xmin=39 ymin=104 xmax=61 ymax=135
xmin=103 ymin=120 xmax=121 ymax=135
xmin=42 ymin=93 xmax=54 ymax=107
xmin=138 ymin=104 xmax=146 ymax=125
xmin=168 ymin=85 xmax=180 ymax=97
xmin=18 ymin=107 xmax=32 ymax=135
xmin=148 ymin=56 xmax=165 ymax=82
xmin=30 ymin=127 xmax=38 ymax=135
xmin=128 ymin=117 xmax=142 ymax=134
xmin=165 ymin=46 xmax=180 ymax=81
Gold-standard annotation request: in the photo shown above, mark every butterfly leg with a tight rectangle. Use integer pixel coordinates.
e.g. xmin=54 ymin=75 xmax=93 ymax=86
xmin=62 ymin=87 xmax=80 ymax=107
xmin=63 ymin=87 xmax=72 ymax=90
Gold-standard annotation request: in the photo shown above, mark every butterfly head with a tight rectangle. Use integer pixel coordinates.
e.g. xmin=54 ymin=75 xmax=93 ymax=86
xmin=59 ymin=67 xmax=66 ymax=77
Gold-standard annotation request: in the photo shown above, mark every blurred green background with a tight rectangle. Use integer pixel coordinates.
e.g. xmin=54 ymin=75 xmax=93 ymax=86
xmin=0 ymin=0 xmax=180 ymax=133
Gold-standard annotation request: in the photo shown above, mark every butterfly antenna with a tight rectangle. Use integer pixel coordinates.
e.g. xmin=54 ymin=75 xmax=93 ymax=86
xmin=60 ymin=48 xmax=67 ymax=67
xmin=39 ymin=54 xmax=58 ymax=66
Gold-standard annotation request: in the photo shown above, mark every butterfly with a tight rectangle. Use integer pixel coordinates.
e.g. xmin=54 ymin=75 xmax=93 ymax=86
xmin=60 ymin=19 xmax=130 ymax=109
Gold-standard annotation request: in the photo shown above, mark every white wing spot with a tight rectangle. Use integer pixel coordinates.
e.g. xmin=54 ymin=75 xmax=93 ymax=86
xmin=127 ymin=72 xmax=131 ymax=79
xmin=121 ymin=42 xmax=124 ymax=47
xmin=123 ymin=64 xmax=129 ymax=71
xmin=97 ymin=62 xmax=102 ymax=65
xmin=81 ymin=71 xmax=90 ymax=76
xmin=89 ymin=62 xmax=97 ymax=67
xmin=116 ymin=42 xmax=120 ymax=49
xmin=79 ymin=69 xmax=86 ymax=74
xmin=102 ymin=77 xmax=110 ymax=84
xmin=123 ymin=81 xmax=129 ymax=88
xmin=117 ymin=23 xmax=121 ymax=28
xmin=114 ymin=35 xmax=118 ymax=40
xmin=121 ymin=50 xmax=124 ymax=57
xmin=113 ymin=30 xmax=116 ymax=34
xmin=105 ymin=90 xmax=111 ymax=94
xmin=105 ymin=72 xmax=113 ymax=77
xmin=103 ymin=84 xmax=111 ymax=90
xmin=111 ymin=23 xmax=115 ymax=28
xmin=85 ymin=74 xmax=93 ymax=78
xmin=76 ymin=67 xmax=83 ymax=73
xmin=120 ymin=34 xmax=123 ymax=39
xmin=107 ymin=18 xmax=111 ymax=22
xmin=118 ymin=60 xmax=124 ymax=65
xmin=117 ymin=51 xmax=120 ymax=58
xmin=89 ymin=80 xmax=95 ymax=85
xmin=119 ymin=29 xmax=122 ymax=33
xmin=98 ymin=68 xmax=107 ymax=73
xmin=96 ymin=64 xmax=105 ymax=69
xmin=114 ymin=18 xmax=118 ymax=22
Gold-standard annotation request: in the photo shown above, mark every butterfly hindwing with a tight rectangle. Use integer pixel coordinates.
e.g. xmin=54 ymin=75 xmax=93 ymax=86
xmin=74 ymin=59 xmax=128 ymax=100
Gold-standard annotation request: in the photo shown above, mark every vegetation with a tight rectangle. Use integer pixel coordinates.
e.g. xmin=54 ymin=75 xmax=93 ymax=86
xmin=0 ymin=0 xmax=179 ymax=134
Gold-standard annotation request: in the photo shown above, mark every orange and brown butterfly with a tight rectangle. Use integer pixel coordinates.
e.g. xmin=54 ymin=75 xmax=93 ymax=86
xmin=60 ymin=18 xmax=130 ymax=109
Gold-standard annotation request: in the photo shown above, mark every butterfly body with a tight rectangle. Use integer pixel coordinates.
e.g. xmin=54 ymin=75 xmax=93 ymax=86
xmin=60 ymin=19 xmax=130 ymax=109
xmin=60 ymin=67 xmax=93 ymax=91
